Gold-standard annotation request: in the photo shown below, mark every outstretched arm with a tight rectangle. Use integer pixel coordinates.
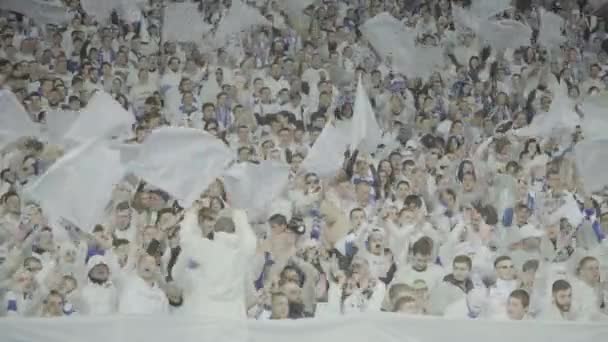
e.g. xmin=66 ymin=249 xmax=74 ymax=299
xmin=233 ymin=209 xmax=257 ymax=258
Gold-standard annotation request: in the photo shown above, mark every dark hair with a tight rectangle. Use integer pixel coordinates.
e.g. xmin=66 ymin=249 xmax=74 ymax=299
xmin=522 ymin=259 xmax=539 ymax=273
xmin=457 ymin=160 xmax=475 ymax=183
xmin=349 ymin=208 xmax=365 ymax=219
xmin=113 ymin=238 xmax=130 ymax=248
xmin=453 ymin=255 xmax=472 ymax=269
xmin=404 ymin=194 xmax=423 ymax=209
xmin=268 ymin=214 xmax=288 ymax=227
xmin=509 ymin=289 xmax=530 ymax=308
xmin=115 ymin=201 xmax=131 ymax=211
xmin=411 ymin=237 xmax=432 ymax=256
xmin=494 ymin=255 xmax=512 ymax=268
xmin=280 ymin=264 xmax=306 ymax=287
xmin=577 ymin=256 xmax=598 ymax=275
xmin=552 ymin=279 xmax=571 ymax=293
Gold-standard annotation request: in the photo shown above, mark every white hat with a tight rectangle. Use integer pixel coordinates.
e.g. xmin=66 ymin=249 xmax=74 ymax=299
xmin=86 ymin=255 xmax=109 ymax=275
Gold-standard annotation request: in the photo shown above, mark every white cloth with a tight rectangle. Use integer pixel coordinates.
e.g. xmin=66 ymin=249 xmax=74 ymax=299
xmin=118 ymin=276 xmax=169 ymax=315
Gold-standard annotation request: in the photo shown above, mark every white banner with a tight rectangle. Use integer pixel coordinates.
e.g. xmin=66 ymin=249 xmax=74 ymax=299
xmin=1 ymin=0 xmax=67 ymax=27
xmin=0 ymin=314 xmax=606 ymax=342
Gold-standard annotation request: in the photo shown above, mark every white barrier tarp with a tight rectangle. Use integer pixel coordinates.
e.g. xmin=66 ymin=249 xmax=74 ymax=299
xmin=1 ymin=0 xmax=67 ymax=27
xmin=0 ymin=314 xmax=606 ymax=342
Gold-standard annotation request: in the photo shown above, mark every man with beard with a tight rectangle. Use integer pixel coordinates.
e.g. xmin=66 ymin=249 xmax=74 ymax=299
xmin=543 ymin=279 xmax=578 ymax=321
xmin=79 ymin=255 xmax=118 ymax=315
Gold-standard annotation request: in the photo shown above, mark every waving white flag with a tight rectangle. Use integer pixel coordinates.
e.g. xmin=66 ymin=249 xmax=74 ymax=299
xmin=361 ymin=13 xmax=443 ymax=79
xmin=213 ymin=1 xmax=271 ymax=47
xmin=478 ymin=19 xmax=532 ymax=50
xmin=129 ymin=127 xmax=234 ymax=207
xmin=538 ymin=8 xmax=567 ymax=49
xmin=24 ymin=140 xmax=125 ymax=232
xmin=162 ymin=2 xmax=212 ymax=43
xmin=64 ymin=92 xmax=135 ymax=143
xmin=300 ymin=120 xmax=351 ymax=178
xmin=0 ymin=90 xmax=40 ymax=140
xmin=351 ymin=77 xmax=382 ymax=154
xmin=575 ymin=139 xmax=608 ymax=194
xmin=223 ymin=161 xmax=289 ymax=211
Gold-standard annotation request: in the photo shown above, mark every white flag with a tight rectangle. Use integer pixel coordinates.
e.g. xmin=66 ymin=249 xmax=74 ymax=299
xmin=24 ymin=140 xmax=126 ymax=232
xmin=0 ymin=90 xmax=40 ymax=140
xmin=538 ymin=8 xmax=567 ymax=49
xmin=162 ymin=2 xmax=212 ymax=43
xmin=213 ymin=1 xmax=271 ymax=47
xmin=128 ymin=127 xmax=234 ymax=207
xmin=351 ymin=77 xmax=382 ymax=154
xmin=223 ymin=161 xmax=289 ymax=211
xmin=300 ymin=120 xmax=351 ymax=178
xmin=44 ymin=110 xmax=79 ymax=143
xmin=574 ymin=139 xmax=608 ymax=194
xmin=63 ymin=91 xmax=135 ymax=143
xmin=580 ymin=94 xmax=608 ymax=141
xmin=478 ymin=19 xmax=532 ymax=51
xmin=361 ymin=13 xmax=443 ymax=79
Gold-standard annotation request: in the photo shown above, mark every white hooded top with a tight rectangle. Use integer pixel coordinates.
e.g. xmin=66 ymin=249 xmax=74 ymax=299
xmin=79 ymin=256 xmax=118 ymax=316
xmin=173 ymin=209 xmax=257 ymax=319
xmin=118 ymin=275 xmax=169 ymax=315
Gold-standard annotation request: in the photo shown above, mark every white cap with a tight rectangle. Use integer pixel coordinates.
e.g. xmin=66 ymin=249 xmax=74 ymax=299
xmin=86 ymin=255 xmax=108 ymax=275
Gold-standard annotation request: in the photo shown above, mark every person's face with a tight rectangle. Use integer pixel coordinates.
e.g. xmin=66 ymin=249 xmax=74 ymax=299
xmin=183 ymin=93 xmax=194 ymax=106
xmin=506 ymin=297 xmax=527 ymax=320
xmin=147 ymin=193 xmax=165 ymax=210
xmin=496 ymin=259 xmax=515 ymax=281
xmin=580 ymin=260 xmax=600 ymax=285
xmin=271 ymin=295 xmax=289 ymax=319
xmin=89 ymin=264 xmax=110 ymax=283
xmin=138 ymin=255 xmax=158 ymax=281
xmin=516 ymin=207 xmax=529 ymax=225
xmin=452 ymin=262 xmax=471 ymax=282
xmin=279 ymin=130 xmax=291 ymax=146
xmin=45 ymin=294 xmax=64 ymax=316
xmin=368 ymin=234 xmax=384 ymax=255
xmin=5 ymin=194 xmax=20 ymax=213
xmin=554 ymin=289 xmax=572 ymax=312
xmin=280 ymin=281 xmax=301 ymax=307
xmin=114 ymin=244 xmax=129 ymax=266
xmin=462 ymin=173 xmax=475 ymax=191
xmin=412 ymin=253 xmax=431 ymax=271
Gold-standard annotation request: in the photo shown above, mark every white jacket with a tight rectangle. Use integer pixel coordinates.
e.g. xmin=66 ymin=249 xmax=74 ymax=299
xmin=79 ymin=282 xmax=118 ymax=315
xmin=118 ymin=275 xmax=168 ymax=315
xmin=174 ymin=210 xmax=257 ymax=319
